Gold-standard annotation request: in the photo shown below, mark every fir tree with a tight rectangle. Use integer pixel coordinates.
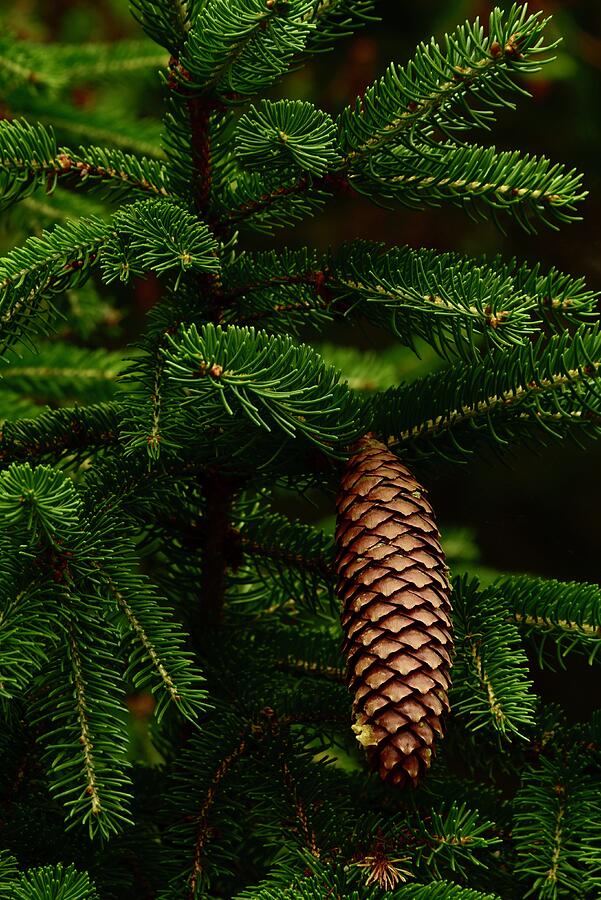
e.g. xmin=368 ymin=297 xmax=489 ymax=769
xmin=0 ymin=2 xmax=600 ymax=898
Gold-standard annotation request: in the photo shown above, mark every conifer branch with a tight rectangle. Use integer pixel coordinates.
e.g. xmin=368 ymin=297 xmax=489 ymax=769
xmin=0 ymin=461 xmax=82 ymax=542
xmin=215 ymin=7 xmax=585 ymax=233
xmin=0 ymin=34 xmax=167 ymax=91
xmin=0 ymin=39 xmax=53 ymax=91
xmin=369 ymin=328 xmax=601 ymax=459
xmin=239 ymin=534 xmax=331 ymax=580
xmin=409 ymin=803 xmax=501 ymax=881
xmin=0 ymin=580 xmax=64 ymax=698
xmin=121 ymin=329 xmax=176 ymax=459
xmin=0 ymin=216 xmax=106 ymax=297
xmin=187 ymin=733 xmax=249 ymax=899
xmin=337 ymin=5 xmax=553 ymax=160
xmin=0 ymin=343 xmax=123 ymax=410
xmin=11 ymin=863 xmax=100 ymax=899
xmin=160 ymin=712 xmax=255 ymax=898
xmin=513 ymin=754 xmax=601 ymax=896
xmin=354 ymin=142 xmax=585 ymax=231
xmin=56 ymin=147 xmax=170 ymax=198
xmin=30 ymin=610 xmax=133 ymax=838
xmin=100 ymin=199 xmax=219 ymax=285
xmin=275 ymin=658 xmax=344 ymax=682
xmin=19 ymin=96 xmax=165 ymax=158
xmin=222 ymin=244 xmax=595 ymax=351
xmin=98 ymin=559 xmax=207 ymax=722
xmin=0 ymin=851 xmax=19 ymax=892
xmin=0 ymin=403 xmax=122 ymax=466
xmin=130 ymin=0 xmax=196 ymax=55
xmin=214 ymin=169 xmax=335 ymax=232
xmin=492 ymin=575 xmax=601 ymax=664
xmin=236 ymin=100 xmax=339 ymax=177
xmin=116 ymin=590 xmax=181 ymax=703
xmin=230 ymin=509 xmax=334 ymax=610
xmin=67 ymin=627 xmax=102 ymax=821
xmin=162 ymin=322 xmax=361 ymax=453
xmin=280 ymin=757 xmax=320 ymax=858
xmin=304 ymin=0 xmax=376 ymax=53
xmin=2 ymin=0 xmax=600 ymax=892
xmin=44 ymin=40 xmax=169 ymax=81
xmin=395 ymin=885 xmax=501 ymax=899
xmin=451 ymin=577 xmax=536 ymax=739
xmin=0 ymin=121 xmax=170 ymax=213
xmin=179 ymin=0 xmax=314 ymax=99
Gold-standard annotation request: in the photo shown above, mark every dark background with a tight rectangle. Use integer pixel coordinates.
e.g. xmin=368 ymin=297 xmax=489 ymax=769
xmin=3 ymin=0 xmax=600 ymax=709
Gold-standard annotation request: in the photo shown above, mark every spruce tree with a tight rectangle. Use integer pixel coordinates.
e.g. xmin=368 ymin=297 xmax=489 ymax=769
xmin=0 ymin=2 xmax=600 ymax=898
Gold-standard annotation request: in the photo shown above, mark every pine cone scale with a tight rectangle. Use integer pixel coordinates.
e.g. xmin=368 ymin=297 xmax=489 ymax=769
xmin=335 ymin=436 xmax=453 ymax=787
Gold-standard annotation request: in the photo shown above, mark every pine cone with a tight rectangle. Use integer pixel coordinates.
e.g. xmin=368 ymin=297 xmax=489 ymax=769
xmin=334 ymin=436 xmax=452 ymax=787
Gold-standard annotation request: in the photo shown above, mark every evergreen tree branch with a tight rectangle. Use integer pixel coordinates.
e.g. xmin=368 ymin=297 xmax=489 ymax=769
xmin=451 ymin=576 xmax=536 ymax=739
xmin=30 ymin=610 xmax=133 ymax=839
xmin=187 ymin=733 xmax=249 ymax=899
xmin=160 ymin=712 xmax=254 ymax=898
xmin=0 ymin=343 xmax=123 ymax=408
xmin=0 ymin=463 xmax=205 ymax=836
xmin=0 ymin=461 xmax=82 ymax=543
xmin=68 ymin=627 xmax=104 ymax=822
xmin=162 ymin=322 xmax=361 ymax=453
xmin=0 ymin=200 xmax=211 ymax=357
xmin=0 ymin=403 xmax=122 ymax=466
xmin=130 ymin=0 xmax=197 ymax=55
xmin=395 ymin=886 xmax=500 ymax=900
xmin=278 ymin=756 xmax=321 ymax=858
xmin=0 ymin=217 xmax=107 ymax=352
xmin=178 ymin=0 xmax=314 ymax=99
xmin=304 ymin=0 xmax=377 ymax=54
xmin=214 ymin=167 xmax=334 ymax=233
xmin=100 ymin=199 xmax=219 ymax=285
xmin=94 ymin=551 xmax=207 ymax=722
xmin=236 ymin=100 xmax=339 ymax=177
xmin=10 ymin=863 xmax=100 ymax=900
xmin=492 ymin=575 xmax=601 ymax=665
xmin=513 ymin=754 xmax=601 ymax=897
xmin=0 ymin=35 xmax=63 ymax=93
xmin=0 ymin=578 xmax=64 ymax=699
xmin=337 ymin=5 xmax=554 ymax=160
xmin=56 ymin=146 xmax=170 ymax=198
xmin=213 ymin=7 xmax=584 ymax=234
xmin=275 ymin=658 xmax=343 ymax=682
xmin=222 ymin=243 xmax=595 ymax=349
xmin=0 ymin=120 xmax=170 ymax=213
xmin=0 ymin=34 xmax=166 ymax=92
xmin=42 ymin=40 xmax=168 ymax=82
xmin=351 ymin=141 xmax=585 ymax=232
xmin=0 ymin=120 xmax=62 ymax=211
xmin=0 ymin=851 xmax=19 ymax=897
xmin=230 ymin=507 xmax=334 ymax=610
xmin=1 ymin=1 xmax=600 ymax=893
xmin=120 ymin=311 xmax=183 ymax=459
xmin=408 ymin=802 xmax=501 ymax=882
xmin=368 ymin=327 xmax=601 ymax=460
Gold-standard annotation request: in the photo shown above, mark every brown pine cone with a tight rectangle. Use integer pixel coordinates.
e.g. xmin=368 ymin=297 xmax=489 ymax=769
xmin=334 ymin=435 xmax=453 ymax=787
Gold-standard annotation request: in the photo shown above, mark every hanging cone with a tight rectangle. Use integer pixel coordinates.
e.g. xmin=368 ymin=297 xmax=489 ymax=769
xmin=334 ymin=435 xmax=453 ymax=787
